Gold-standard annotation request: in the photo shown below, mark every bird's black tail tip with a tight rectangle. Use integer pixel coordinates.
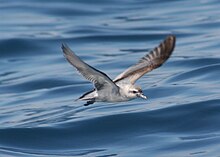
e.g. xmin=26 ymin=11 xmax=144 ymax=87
xmin=84 ymin=100 xmax=95 ymax=106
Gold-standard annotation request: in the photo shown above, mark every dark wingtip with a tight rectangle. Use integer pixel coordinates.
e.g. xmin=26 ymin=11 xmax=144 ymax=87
xmin=164 ymin=34 xmax=176 ymax=56
xmin=167 ymin=34 xmax=176 ymax=48
xmin=61 ymin=43 xmax=68 ymax=51
xmin=167 ymin=34 xmax=176 ymax=39
xmin=61 ymin=43 xmax=72 ymax=57
xmin=166 ymin=35 xmax=176 ymax=43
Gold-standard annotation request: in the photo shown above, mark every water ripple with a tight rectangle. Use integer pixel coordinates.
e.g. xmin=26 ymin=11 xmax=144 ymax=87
xmin=1 ymin=0 xmax=220 ymax=156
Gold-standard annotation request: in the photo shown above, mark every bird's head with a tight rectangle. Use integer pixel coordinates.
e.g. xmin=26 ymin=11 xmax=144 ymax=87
xmin=128 ymin=85 xmax=147 ymax=100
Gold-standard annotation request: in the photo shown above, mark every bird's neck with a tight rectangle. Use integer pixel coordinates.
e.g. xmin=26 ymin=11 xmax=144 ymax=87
xmin=117 ymin=84 xmax=132 ymax=98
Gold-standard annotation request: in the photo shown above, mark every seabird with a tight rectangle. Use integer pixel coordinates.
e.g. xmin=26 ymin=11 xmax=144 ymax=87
xmin=61 ymin=35 xmax=176 ymax=106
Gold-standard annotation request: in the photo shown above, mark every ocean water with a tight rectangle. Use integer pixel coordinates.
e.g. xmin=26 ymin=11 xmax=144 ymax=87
xmin=1 ymin=0 xmax=220 ymax=156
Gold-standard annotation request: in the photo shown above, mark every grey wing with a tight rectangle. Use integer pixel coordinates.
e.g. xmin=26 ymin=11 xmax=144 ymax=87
xmin=62 ymin=44 xmax=119 ymax=91
xmin=114 ymin=35 xmax=176 ymax=84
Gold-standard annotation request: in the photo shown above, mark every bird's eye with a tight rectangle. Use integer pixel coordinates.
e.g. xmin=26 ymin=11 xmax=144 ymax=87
xmin=132 ymin=91 xmax=138 ymax=94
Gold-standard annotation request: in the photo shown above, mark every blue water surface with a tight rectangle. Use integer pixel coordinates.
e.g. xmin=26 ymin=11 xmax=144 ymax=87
xmin=0 ymin=0 xmax=220 ymax=156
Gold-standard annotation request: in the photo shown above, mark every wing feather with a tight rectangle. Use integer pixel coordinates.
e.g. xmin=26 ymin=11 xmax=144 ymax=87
xmin=61 ymin=44 xmax=118 ymax=91
xmin=114 ymin=35 xmax=176 ymax=84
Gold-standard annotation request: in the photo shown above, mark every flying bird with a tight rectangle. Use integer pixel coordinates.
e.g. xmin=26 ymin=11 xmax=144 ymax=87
xmin=61 ymin=35 xmax=176 ymax=106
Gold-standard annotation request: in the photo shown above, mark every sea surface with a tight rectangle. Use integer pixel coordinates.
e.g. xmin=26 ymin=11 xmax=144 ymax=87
xmin=0 ymin=0 xmax=220 ymax=156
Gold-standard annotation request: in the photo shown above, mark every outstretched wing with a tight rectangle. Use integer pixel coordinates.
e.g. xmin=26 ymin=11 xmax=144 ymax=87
xmin=114 ymin=35 xmax=176 ymax=84
xmin=62 ymin=44 xmax=119 ymax=91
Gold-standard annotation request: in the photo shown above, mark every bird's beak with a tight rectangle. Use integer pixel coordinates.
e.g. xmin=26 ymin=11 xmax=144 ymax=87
xmin=138 ymin=93 xmax=147 ymax=99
